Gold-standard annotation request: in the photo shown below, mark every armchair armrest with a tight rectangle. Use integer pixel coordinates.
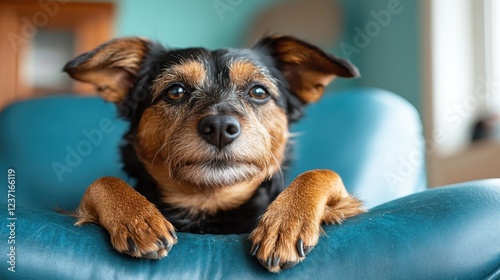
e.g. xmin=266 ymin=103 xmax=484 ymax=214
xmin=1 ymin=180 xmax=499 ymax=279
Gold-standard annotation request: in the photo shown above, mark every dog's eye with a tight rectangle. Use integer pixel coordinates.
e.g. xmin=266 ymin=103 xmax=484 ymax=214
xmin=248 ymin=86 xmax=270 ymax=103
xmin=163 ymin=85 xmax=188 ymax=102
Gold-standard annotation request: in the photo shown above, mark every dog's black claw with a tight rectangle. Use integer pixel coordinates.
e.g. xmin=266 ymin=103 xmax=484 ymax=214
xmin=169 ymin=230 xmax=178 ymax=240
xmin=281 ymin=261 xmax=298 ymax=270
xmin=259 ymin=257 xmax=273 ymax=269
xmin=160 ymin=236 xmax=169 ymax=248
xmin=156 ymin=240 xmax=165 ymax=249
xmin=296 ymin=238 xmax=305 ymax=258
xmin=266 ymin=257 xmax=273 ymax=268
xmin=142 ymin=251 xmax=159 ymax=259
xmin=127 ymin=237 xmax=137 ymax=253
xmin=250 ymin=243 xmax=260 ymax=256
xmin=158 ymin=236 xmax=174 ymax=253
xmin=304 ymin=246 xmax=314 ymax=255
xmin=271 ymin=256 xmax=281 ymax=267
xmin=165 ymin=242 xmax=173 ymax=253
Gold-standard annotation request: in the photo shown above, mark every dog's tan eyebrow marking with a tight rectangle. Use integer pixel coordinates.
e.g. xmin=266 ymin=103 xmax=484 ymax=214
xmin=152 ymin=60 xmax=206 ymax=98
xmin=229 ymin=60 xmax=279 ymax=98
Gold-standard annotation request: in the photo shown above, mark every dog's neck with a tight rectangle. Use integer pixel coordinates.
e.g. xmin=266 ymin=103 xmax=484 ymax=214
xmin=160 ymin=177 xmax=264 ymax=216
xmin=143 ymin=161 xmax=267 ymax=216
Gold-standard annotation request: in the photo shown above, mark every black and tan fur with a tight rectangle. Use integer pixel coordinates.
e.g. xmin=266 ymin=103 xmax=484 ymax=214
xmin=63 ymin=35 xmax=364 ymax=273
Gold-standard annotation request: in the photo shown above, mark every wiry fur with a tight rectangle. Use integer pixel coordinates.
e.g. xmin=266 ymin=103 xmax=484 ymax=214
xmin=63 ymin=35 xmax=364 ymax=272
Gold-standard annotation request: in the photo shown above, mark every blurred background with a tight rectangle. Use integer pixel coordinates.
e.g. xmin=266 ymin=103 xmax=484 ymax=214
xmin=1 ymin=0 xmax=499 ymax=187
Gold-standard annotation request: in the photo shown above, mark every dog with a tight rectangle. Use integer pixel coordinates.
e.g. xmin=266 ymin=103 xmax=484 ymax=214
xmin=63 ymin=35 xmax=365 ymax=273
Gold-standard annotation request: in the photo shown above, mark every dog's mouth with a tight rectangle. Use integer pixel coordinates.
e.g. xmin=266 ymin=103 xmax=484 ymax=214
xmin=173 ymin=159 xmax=262 ymax=187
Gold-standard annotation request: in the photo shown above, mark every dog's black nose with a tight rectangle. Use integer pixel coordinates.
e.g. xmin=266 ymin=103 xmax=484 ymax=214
xmin=198 ymin=115 xmax=241 ymax=149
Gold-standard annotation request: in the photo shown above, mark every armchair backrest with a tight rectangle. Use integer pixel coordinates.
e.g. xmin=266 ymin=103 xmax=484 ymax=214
xmin=0 ymin=96 xmax=129 ymax=211
xmin=0 ymin=89 xmax=426 ymax=211
xmin=288 ymin=88 xmax=426 ymax=206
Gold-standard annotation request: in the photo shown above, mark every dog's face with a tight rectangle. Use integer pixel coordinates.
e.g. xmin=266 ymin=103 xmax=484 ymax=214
xmin=64 ymin=36 xmax=358 ymax=190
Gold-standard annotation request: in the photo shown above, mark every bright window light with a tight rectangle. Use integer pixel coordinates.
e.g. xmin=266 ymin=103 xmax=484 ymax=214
xmin=485 ymin=0 xmax=500 ymax=111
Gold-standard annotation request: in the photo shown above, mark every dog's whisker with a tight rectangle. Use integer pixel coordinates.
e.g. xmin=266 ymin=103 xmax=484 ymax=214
xmin=269 ymin=151 xmax=284 ymax=179
xmin=151 ymin=141 xmax=168 ymax=170
xmin=269 ymin=135 xmax=287 ymax=161
xmin=267 ymin=135 xmax=287 ymax=187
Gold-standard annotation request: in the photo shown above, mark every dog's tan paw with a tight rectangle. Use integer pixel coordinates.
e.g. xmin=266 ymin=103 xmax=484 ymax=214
xmin=104 ymin=204 xmax=177 ymax=260
xmin=249 ymin=205 xmax=321 ymax=273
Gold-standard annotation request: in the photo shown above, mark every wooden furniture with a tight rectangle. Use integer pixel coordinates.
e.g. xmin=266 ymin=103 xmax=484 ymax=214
xmin=0 ymin=1 xmax=115 ymax=110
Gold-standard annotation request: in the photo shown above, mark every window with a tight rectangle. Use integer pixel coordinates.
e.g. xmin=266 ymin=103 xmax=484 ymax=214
xmin=423 ymin=0 xmax=500 ymax=186
xmin=484 ymin=0 xmax=500 ymax=111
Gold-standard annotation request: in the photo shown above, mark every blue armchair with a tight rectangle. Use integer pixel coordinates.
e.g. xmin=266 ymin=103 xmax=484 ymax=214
xmin=1 ymin=88 xmax=499 ymax=279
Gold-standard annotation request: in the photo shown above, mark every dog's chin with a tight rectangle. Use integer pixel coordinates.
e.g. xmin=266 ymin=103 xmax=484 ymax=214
xmin=173 ymin=161 xmax=262 ymax=188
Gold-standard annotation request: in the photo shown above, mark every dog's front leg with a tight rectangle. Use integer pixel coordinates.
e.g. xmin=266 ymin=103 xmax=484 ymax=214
xmin=250 ymin=170 xmax=365 ymax=272
xmin=73 ymin=177 xmax=177 ymax=259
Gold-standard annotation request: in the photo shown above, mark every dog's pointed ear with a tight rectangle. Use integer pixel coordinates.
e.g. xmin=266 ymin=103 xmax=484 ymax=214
xmin=63 ymin=37 xmax=150 ymax=103
xmin=253 ymin=36 xmax=360 ymax=103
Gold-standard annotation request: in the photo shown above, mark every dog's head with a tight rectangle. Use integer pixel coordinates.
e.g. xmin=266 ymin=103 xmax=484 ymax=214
xmin=64 ymin=36 xmax=358 ymax=190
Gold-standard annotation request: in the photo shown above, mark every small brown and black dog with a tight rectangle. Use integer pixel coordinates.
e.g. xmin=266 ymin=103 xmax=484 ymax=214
xmin=63 ymin=35 xmax=364 ymax=273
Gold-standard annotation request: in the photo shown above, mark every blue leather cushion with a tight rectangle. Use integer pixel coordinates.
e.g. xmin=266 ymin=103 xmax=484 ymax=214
xmin=1 ymin=180 xmax=499 ymax=279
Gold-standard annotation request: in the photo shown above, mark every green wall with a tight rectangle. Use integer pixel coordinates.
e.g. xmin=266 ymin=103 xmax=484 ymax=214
xmin=117 ymin=0 xmax=284 ymax=49
xmin=337 ymin=0 xmax=422 ymax=111
xmin=117 ymin=0 xmax=421 ymax=111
